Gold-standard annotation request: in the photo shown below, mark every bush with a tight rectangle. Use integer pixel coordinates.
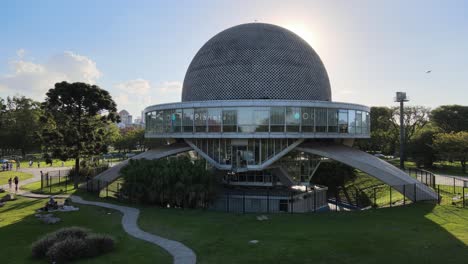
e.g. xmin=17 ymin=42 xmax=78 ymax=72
xmin=120 ymin=157 xmax=220 ymax=208
xmin=54 ymin=226 xmax=90 ymax=240
xmin=31 ymin=235 xmax=57 ymax=258
xmin=85 ymin=234 xmax=115 ymax=256
xmin=31 ymin=226 xmax=115 ymax=262
xmin=46 ymin=237 xmax=89 ymax=262
xmin=31 ymin=227 xmax=89 ymax=258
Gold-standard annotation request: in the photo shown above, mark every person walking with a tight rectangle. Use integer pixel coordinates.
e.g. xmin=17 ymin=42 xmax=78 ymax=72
xmin=13 ymin=176 xmax=19 ymax=192
xmin=8 ymin=177 xmax=12 ymax=189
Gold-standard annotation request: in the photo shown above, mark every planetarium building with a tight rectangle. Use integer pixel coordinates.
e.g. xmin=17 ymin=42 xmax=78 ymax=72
xmin=143 ymin=23 xmax=436 ymax=212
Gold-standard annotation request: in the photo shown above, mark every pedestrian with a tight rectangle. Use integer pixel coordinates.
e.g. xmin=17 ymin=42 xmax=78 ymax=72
xmin=8 ymin=177 xmax=12 ymax=189
xmin=29 ymin=160 xmax=33 ymax=168
xmin=14 ymin=176 xmax=19 ymax=192
xmin=37 ymin=161 xmax=40 ymax=168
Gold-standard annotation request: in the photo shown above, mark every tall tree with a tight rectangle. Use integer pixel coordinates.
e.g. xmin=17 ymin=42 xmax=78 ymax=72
xmin=356 ymin=106 xmax=398 ymax=154
xmin=41 ymin=82 xmax=119 ymax=187
xmin=407 ymin=125 xmax=440 ymax=168
xmin=433 ymin=131 xmax=468 ymax=174
xmin=0 ymin=96 xmax=42 ymax=156
xmin=393 ymin=105 xmax=431 ymax=145
xmin=431 ymin=105 xmax=468 ymax=133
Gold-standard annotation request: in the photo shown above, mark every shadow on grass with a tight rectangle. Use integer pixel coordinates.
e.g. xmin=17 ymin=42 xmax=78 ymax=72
xmin=73 ymin=190 xmax=468 ymax=263
xmin=0 ymin=197 xmax=172 ymax=264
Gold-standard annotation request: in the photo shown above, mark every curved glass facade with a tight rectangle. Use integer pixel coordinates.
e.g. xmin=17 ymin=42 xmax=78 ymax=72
xmin=145 ymin=106 xmax=370 ymax=137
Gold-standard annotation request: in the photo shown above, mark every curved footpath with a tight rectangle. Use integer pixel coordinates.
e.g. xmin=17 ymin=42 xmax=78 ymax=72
xmin=70 ymin=196 xmax=197 ymax=264
xmin=6 ymin=174 xmax=197 ymax=264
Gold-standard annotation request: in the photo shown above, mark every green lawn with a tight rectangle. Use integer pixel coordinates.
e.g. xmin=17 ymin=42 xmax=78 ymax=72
xmin=19 ymin=159 xmax=75 ymax=169
xmin=1 ymin=189 xmax=467 ymax=264
xmin=0 ymin=171 xmax=33 ymax=186
xmin=73 ymin=189 xmax=468 ymax=264
xmin=138 ymin=203 xmax=468 ymax=264
xmin=20 ymin=181 xmax=76 ymax=195
xmin=0 ymin=196 xmax=171 ymax=264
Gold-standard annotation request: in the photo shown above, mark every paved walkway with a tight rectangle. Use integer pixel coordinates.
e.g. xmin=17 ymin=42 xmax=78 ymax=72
xmin=70 ymin=196 xmax=197 ymax=264
xmin=0 ymin=167 xmax=71 ymax=192
xmin=2 ymin=167 xmax=197 ymax=264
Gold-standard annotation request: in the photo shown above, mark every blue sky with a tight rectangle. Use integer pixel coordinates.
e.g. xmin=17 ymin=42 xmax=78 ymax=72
xmin=1 ymin=0 xmax=467 ymax=117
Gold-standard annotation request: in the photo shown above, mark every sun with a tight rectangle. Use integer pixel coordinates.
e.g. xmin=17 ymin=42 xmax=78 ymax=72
xmin=282 ymin=23 xmax=316 ymax=47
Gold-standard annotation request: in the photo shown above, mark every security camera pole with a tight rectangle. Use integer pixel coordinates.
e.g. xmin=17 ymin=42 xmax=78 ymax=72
xmin=395 ymin=92 xmax=409 ymax=169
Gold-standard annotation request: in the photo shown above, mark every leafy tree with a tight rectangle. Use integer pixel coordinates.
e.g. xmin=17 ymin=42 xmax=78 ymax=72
xmin=120 ymin=157 xmax=219 ymax=208
xmin=407 ymin=125 xmax=441 ymax=168
xmin=41 ymin=82 xmax=119 ymax=187
xmin=431 ymin=105 xmax=468 ymax=133
xmin=356 ymin=106 xmax=398 ymax=154
xmin=0 ymin=98 xmax=6 ymax=126
xmin=113 ymin=128 xmax=147 ymax=152
xmin=311 ymin=161 xmax=357 ymax=194
xmin=433 ymin=131 xmax=468 ymax=174
xmin=0 ymin=96 xmax=42 ymax=156
xmin=393 ymin=105 xmax=431 ymax=146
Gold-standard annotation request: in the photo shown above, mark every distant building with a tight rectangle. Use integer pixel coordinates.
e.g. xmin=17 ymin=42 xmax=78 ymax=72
xmin=118 ymin=110 xmax=133 ymax=127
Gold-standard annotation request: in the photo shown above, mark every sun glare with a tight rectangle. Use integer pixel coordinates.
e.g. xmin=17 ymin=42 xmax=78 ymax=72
xmin=283 ymin=24 xmax=316 ymax=47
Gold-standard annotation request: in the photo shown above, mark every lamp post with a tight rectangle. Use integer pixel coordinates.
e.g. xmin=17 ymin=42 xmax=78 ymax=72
xmin=395 ymin=92 xmax=409 ymax=169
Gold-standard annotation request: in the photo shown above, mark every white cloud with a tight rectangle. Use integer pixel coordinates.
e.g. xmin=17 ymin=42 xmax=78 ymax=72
xmin=113 ymin=80 xmax=182 ymax=117
xmin=115 ymin=78 xmax=151 ymax=96
xmin=16 ymin=48 xmax=26 ymax=58
xmin=0 ymin=51 xmax=101 ymax=100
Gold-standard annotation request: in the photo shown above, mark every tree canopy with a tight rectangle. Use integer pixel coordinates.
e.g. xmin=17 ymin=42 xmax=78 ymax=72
xmin=431 ymin=105 xmax=468 ymax=133
xmin=41 ymin=82 xmax=119 ymax=187
xmin=0 ymin=96 xmax=42 ymax=156
xmin=433 ymin=131 xmax=468 ymax=174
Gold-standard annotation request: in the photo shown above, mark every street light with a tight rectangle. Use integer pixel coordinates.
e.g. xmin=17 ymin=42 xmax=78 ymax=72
xmin=395 ymin=92 xmax=409 ymax=169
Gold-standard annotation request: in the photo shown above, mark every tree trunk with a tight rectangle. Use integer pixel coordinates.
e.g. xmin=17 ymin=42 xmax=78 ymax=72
xmin=74 ymin=157 xmax=80 ymax=189
xmin=461 ymin=159 xmax=466 ymax=174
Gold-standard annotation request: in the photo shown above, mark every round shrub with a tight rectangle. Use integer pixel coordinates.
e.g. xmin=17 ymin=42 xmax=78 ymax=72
xmin=31 ymin=235 xmax=57 ymax=258
xmin=46 ymin=237 xmax=89 ymax=262
xmin=31 ymin=226 xmax=115 ymax=262
xmin=85 ymin=234 xmax=115 ymax=257
xmin=53 ymin=226 xmax=90 ymax=240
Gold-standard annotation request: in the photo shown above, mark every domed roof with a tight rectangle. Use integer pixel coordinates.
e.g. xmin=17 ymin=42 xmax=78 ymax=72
xmin=182 ymin=23 xmax=332 ymax=102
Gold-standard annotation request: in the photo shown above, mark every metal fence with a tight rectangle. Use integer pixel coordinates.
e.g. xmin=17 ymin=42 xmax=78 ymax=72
xmin=406 ymin=168 xmax=467 ymax=208
xmin=82 ymin=167 xmax=467 ymax=211
xmin=40 ymin=166 xmax=108 ymax=194
xmin=40 ymin=169 xmax=72 ymax=193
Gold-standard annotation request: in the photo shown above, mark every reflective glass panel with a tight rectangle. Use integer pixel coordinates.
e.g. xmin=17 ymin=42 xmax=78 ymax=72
xmin=194 ymin=108 xmax=207 ymax=132
xmin=207 ymin=108 xmax=222 ymax=132
xmin=315 ymin=108 xmax=327 ymax=132
xmin=301 ymin=107 xmax=314 ymax=132
xmin=182 ymin=108 xmax=194 ymax=133
xmin=348 ymin=110 xmax=356 ymax=134
xmin=270 ymin=107 xmax=285 ymax=132
xmin=286 ymin=107 xmax=300 ymax=132
xmin=339 ymin=110 xmax=348 ymax=133
xmin=222 ymin=109 xmax=237 ymax=132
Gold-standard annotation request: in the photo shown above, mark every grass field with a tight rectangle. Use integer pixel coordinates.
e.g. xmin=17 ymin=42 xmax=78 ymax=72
xmin=20 ymin=180 xmax=76 ymax=195
xmin=70 ymin=188 xmax=468 ymax=264
xmin=136 ymin=203 xmax=468 ymax=264
xmin=1 ymin=188 xmax=467 ymax=264
xmin=19 ymin=159 xmax=75 ymax=169
xmin=0 ymin=171 xmax=33 ymax=186
xmin=0 ymin=196 xmax=171 ymax=264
